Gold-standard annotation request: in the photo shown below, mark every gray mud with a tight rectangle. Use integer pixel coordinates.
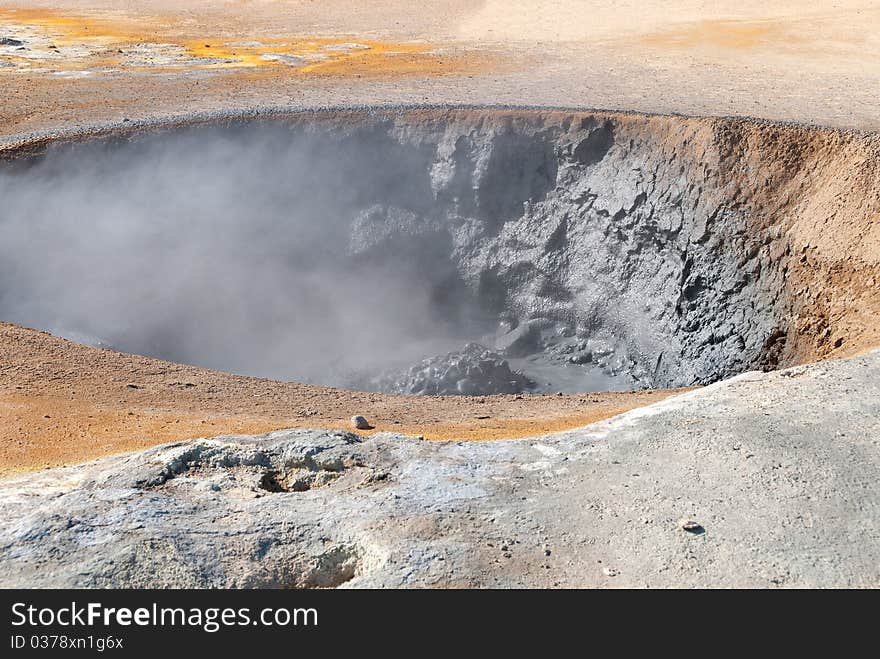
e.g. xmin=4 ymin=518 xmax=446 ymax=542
xmin=0 ymin=111 xmax=787 ymax=392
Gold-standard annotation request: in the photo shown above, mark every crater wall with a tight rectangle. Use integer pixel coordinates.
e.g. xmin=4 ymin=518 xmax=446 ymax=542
xmin=1 ymin=109 xmax=877 ymax=390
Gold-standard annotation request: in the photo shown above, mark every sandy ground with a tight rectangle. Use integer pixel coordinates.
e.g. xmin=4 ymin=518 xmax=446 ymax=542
xmin=0 ymin=322 xmax=683 ymax=476
xmin=2 ymin=0 xmax=880 ymax=140
xmin=1 ymin=2 xmax=879 ymax=475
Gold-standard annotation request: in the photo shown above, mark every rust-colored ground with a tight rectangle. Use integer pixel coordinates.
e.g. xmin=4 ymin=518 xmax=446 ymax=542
xmin=0 ymin=323 xmax=685 ymax=476
xmin=0 ymin=6 xmax=488 ymax=78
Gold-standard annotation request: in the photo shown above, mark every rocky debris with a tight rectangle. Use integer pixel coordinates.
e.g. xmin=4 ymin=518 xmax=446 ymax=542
xmin=0 ymin=38 xmax=24 ymax=47
xmin=0 ymin=351 xmax=878 ymax=588
xmin=568 ymin=351 xmax=591 ymax=364
xmin=369 ymin=343 xmax=535 ymax=395
xmin=541 ymin=332 xmax=643 ymax=378
xmin=351 ymin=415 xmax=372 ymax=430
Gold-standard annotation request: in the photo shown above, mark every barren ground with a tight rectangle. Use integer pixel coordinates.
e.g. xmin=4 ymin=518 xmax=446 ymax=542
xmin=4 ymin=350 xmax=878 ymax=588
xmin=0 ymin=322 xmax=682 ymax=476
xmin=3 ymin=0 xmax=880 ymax=140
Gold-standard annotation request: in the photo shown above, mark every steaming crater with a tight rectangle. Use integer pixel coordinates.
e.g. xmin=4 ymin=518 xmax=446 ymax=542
xmin=0 ymin=109 xmax=802 ymax=394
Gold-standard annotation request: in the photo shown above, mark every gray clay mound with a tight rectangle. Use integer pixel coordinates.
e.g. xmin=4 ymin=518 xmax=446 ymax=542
xmin=0 ymin=111 xmax=802 ymax=394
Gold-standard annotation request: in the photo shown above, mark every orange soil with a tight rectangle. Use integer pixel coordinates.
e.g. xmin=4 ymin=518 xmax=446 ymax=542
xmin=0 ymin=322 xmax=685 ymax=476
xmin=0 ymin=6 xmax=490 ymax=77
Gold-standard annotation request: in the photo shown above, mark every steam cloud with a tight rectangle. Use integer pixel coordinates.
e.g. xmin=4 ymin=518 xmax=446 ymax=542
xmin=0 ymin=124 xmax=490 ymax=386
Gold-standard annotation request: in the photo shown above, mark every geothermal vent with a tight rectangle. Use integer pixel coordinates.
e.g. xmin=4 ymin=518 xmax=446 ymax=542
xmin=0 ymin=109 xmax=876 ymax=395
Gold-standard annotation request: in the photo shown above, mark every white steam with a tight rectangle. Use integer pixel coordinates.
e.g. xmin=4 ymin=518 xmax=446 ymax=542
xmin=0 ymin=124 xmax=486 ymax=385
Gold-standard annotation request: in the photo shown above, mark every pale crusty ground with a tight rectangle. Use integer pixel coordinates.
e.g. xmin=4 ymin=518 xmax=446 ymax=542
xmin=0 ymin=322 xmax=685 ymax=476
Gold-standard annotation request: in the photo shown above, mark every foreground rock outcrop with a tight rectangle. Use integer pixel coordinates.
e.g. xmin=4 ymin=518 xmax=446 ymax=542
xmin=2 ymin=349 xmax=878 ymax=588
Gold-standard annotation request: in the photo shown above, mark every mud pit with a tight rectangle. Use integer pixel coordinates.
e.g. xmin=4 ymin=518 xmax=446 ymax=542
xmin=1 ymin=109 xmax=878 ymax=398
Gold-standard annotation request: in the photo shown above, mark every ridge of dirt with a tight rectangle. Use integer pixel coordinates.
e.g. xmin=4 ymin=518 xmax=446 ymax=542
xmin=0 ymin=322 xmax=684 ymax=476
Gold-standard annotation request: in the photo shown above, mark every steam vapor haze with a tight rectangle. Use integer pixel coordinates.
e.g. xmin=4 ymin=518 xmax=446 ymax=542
xmin=0 ymin=124 xmax=488 ymax=386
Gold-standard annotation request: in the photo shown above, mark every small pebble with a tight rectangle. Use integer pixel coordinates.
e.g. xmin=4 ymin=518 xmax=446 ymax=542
xmin=679 ymin=518 xmax=704 ymax=533
xmin=351 ymin=415 xmax=372 ymax=430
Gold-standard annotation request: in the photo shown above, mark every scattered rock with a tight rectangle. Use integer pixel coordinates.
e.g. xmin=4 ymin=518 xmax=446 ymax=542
xmin=679 ymin=518 xmax=704 ymax=533
xmin=351 ymin=415 xmax=372 ymax=430
xmin=0 ymin=38 xmax=24 ymax=47
xmin=370 ymin=343 xmax=534 ymax=396
xmin=602 ymin=567 xmax=619 ymax=577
